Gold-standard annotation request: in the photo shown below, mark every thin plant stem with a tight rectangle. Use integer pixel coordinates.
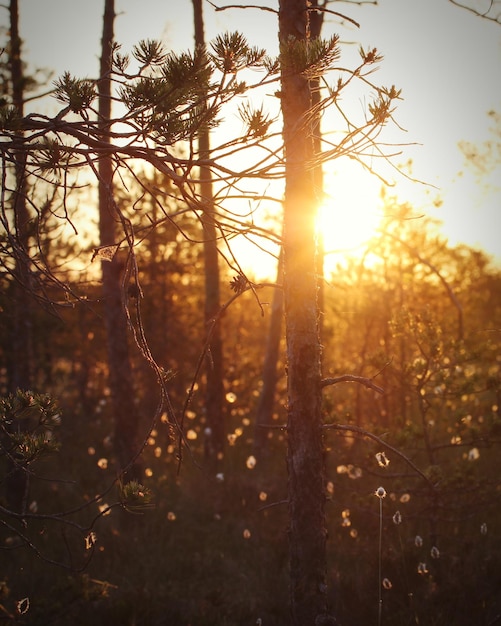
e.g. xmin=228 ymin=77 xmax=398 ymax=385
xmin=395 ymin=522 xmax=418 ymax=624
xmin=379 ymin=495 xmax=383 ymax=626
xmin=375 ymin=486 xmax=386 ymax=625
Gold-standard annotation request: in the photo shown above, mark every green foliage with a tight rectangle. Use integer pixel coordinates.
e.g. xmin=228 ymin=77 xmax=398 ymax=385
xmin=36 ymin=137 xmax=74 ymax=176
xmin=53 ymin=72 xmax=96 ymax=113
xmin=280 ymin=34 xmax=340 ymax=78
xmin=114 ymin=33 xmax=274 ymax=146
xmin=368 ymin=89 xmax=400 ymax=125
xmin=131 ymin=39 xmax=167 ymax=67
xmin=118 ymin=479 xmax=154 ymax=514
xmin=161 ymin=48 xmax=212 ymax=93
xmin=238 ymin=102 xmax=274 ymax=140
xmin=358 ymin=45 xmax=383 ymax=65
xmin=210 ymin=31 xmax=267 ymax=73
xmin=119 ymin=43 xmax=229 ymax=142
xmin=0 ymin=389 xmax=61 ymax=464
xmin=0 ymin=102 xmax=21 ymax=130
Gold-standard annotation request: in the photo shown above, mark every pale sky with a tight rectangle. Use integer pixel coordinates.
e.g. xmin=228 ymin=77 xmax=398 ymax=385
xmin=9 ymin=0 xmax=501 ymax=265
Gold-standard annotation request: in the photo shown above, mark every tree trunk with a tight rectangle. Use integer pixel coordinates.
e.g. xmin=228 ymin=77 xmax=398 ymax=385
xmin=6 ymin=0 xmax=32 ymax=513
xmin=8 ymin=0 xmax=31 ymax=394
xmin=98 ymin=0 xmax=141 ymax=482
xmin=253 ymin=252 xmax=283 ymax=456
xmin=255 ymin=0 xmax=325 ymax=462
xmin=279 ymin=0 xmax=329 ymax=623
xmin=193 ymin=0 xmax=226 ymax=469
xmin=310 ymin=0 xmax=325 ymax=344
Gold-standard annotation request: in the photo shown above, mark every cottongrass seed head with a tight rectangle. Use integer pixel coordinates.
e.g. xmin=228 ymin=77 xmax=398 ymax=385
xmin=375 ymin=486 xmax=387 ymax=499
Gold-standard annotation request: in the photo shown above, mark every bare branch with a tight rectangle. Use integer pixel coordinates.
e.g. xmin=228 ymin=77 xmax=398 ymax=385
xmin=206 ymin=1 xmax=278 ymax=14
xmin=322 ymin=422 xmax=438 ymax=491
xmin=449 ymin=0 xmax=501 ymax=23
xmin=321 ymin=374 xmax=384 ymax=394
xmin=309 ymin=4 xmax=360 ymax=28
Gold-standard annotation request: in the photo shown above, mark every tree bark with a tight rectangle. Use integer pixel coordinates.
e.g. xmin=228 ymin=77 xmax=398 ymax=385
xmin=310 ymin=0 xmax=325 ymax=344
xmin=8 ymin=0 xmax=31 ymax=394
xmin=193 ymin=0 xmax=226 ymax=468
xmin=255 ymin=0 xmax=325 ymax=461
xmin=98 ymin=0 xmax=141 ymax=482
xmin=6 ymin=0 xmax=32 ymax=513
xmin=279 ymin=0 xmax=329 ymax=623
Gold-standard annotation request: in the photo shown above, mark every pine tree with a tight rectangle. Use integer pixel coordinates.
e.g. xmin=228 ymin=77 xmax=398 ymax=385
xmin=0 ymin=7 xmax=404 ymax=619
xmin=192 ymin=0 xmax=226 ymax=468
xmin=97 ymin=0 xmax=142 ymax=483
xmin=279 ymin=1 xmax=328 ymax=621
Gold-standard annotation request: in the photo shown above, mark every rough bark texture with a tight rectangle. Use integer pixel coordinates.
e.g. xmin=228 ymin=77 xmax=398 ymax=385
xmin=255 ymin=0 xmax=325 ymax=461
xmin=98 ymin=0 xmax=141 ymax=482
xmin=193 ymin=0 xmax=226 ymax=468
xmin=279 ymin=0 xmax=328 ymax=623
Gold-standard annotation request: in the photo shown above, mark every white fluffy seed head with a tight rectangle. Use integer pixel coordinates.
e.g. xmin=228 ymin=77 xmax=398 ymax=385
xmin=375 ymin=486 xmax=386 ymax=499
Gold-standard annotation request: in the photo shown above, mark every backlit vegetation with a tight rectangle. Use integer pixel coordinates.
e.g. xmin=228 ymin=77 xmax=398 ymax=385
xmin=1 ymin=196 xmax=501 ymax=624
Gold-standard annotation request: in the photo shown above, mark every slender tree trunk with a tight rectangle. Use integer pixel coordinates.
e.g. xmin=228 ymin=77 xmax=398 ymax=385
xmin=193 ymin=0 xmax=226 ymax=468
xmin=8 ymin=0 xmax=31 ymax=394
xmin=98 ymin=0 xmax=141 ymax=482
xmin=253 ymin=252 xmax=283 ymax=455
xmin=279 ymin=0 xmax=330 ymax=623
xmin=6 ymin=0 xmax=32 ymax=513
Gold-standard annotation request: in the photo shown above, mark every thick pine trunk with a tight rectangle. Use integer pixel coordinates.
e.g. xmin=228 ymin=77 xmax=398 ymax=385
xmin=98 ymin=0 xmax=141 ymax=482
xmin=279 ymin=0 xmax=329 ymax=623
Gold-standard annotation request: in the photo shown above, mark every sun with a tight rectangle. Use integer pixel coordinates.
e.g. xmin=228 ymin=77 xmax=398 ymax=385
xmin=228 ymin=163 xmax=386 ymax=282
xmin=317 ymin=163 xmax=383 ymax=267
